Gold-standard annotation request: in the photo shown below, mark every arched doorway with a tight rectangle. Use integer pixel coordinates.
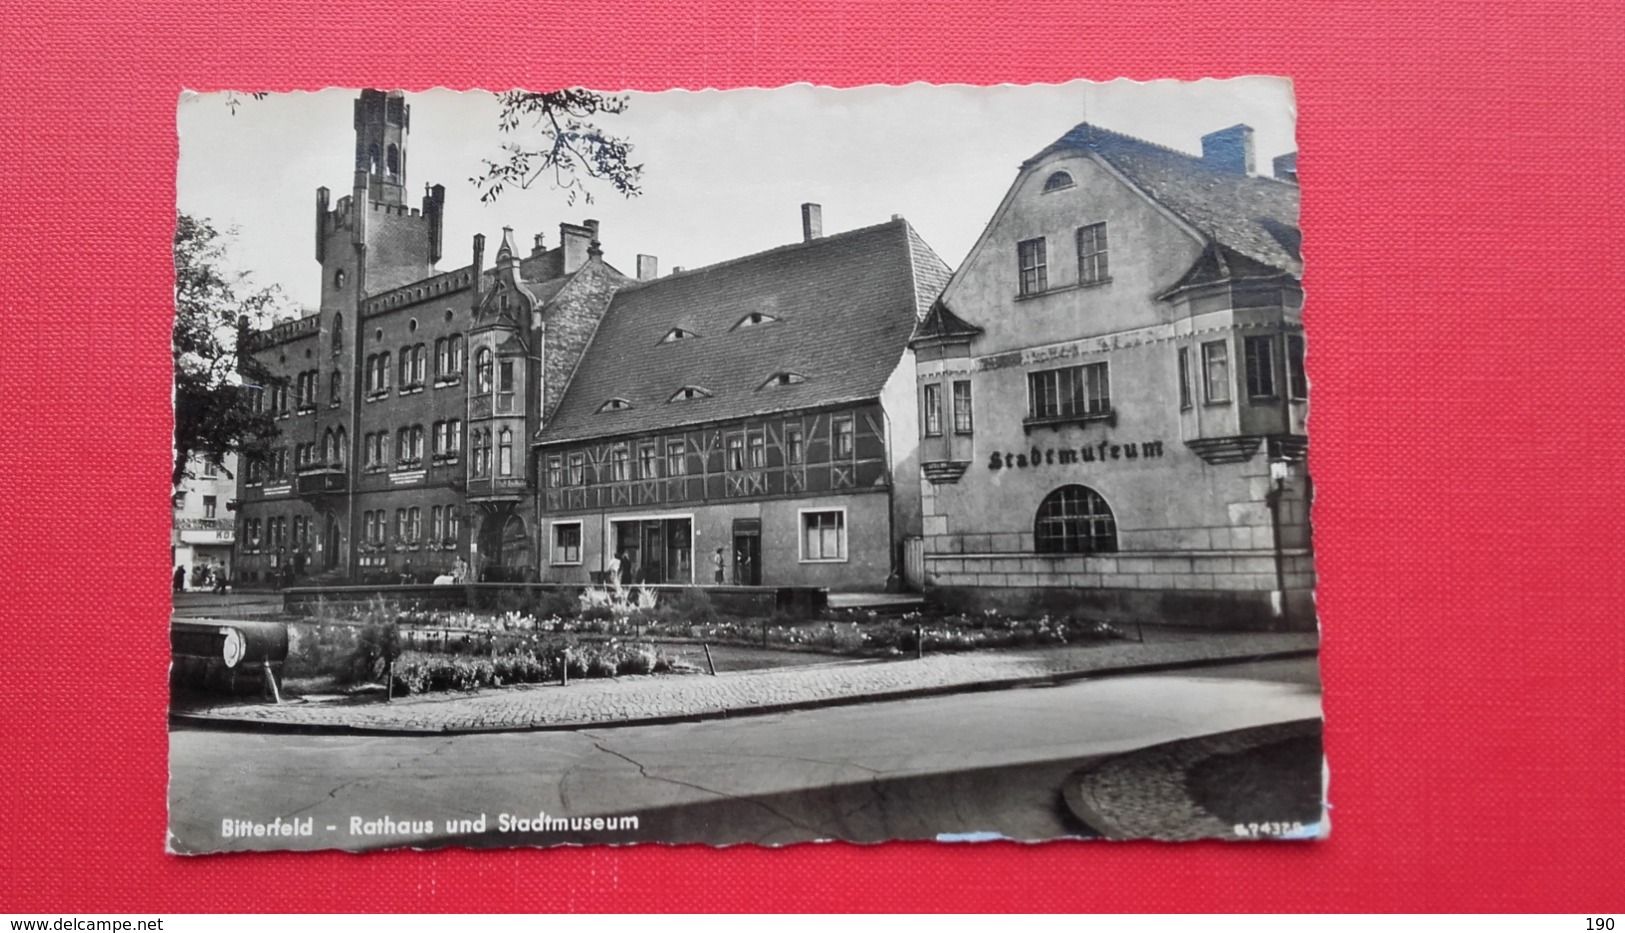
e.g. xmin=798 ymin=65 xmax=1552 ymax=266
xmin=323 ymin=511 xmax=341 ymax=571
xmin=476 ymin=508 xmax=532 ymax=581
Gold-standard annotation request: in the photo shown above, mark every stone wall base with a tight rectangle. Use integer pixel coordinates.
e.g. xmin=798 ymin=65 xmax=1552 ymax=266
xmin=924 ymin=584 xmax=1317 ymax=633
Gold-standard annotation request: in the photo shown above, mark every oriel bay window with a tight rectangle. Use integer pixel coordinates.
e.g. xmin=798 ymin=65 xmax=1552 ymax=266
xmin=801 ymin=509 xmax=847 ymax=562
xmin=1287 ymin=334 xmax=1308 ymax=401
xmin=1027 ymin=362 xmax=1111 ymax=423
xmin=952 ymin=380 xmax=973 ymax=434
xmin=498 ymin=428 xmax=514 ymax=477
xmin=1202 ymin=340 xmax=1232 ymax=404
xmin=1244 ymin=335 xmax=1277 ymax=399
xmin=922 ymin=383 xmax=943 ymax=437
xmin=1178 ymin=348 xmax=1193 ymax=410
xmin=475 ymin=348 xmax=494 ymax=394
xmin=497 ymin=360 xmax=516 ymax=413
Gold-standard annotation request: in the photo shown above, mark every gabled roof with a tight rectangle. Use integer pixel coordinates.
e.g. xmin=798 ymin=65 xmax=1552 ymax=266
xmin=908 ymin=298 xmax=984 ymax=346
xmin=1029 ymin=123 xmax=1302 ymax=277
xmin=540 ymin=218 xmax=950 ymax=445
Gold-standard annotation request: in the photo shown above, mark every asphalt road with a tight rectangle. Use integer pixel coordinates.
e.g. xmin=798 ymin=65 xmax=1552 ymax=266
xmin=167 ymin=657 xmax=1321 ymax=852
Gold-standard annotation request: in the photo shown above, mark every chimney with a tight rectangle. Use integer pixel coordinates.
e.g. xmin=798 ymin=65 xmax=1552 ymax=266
xmin=801 ymin=203 xmax=822 ymax=242
xmin=531 ymin=232 xmax=546 ymax=257
xmin=585 ymin=219 xmax=603 ymax=259
xmin=1272 ymin=152 xmax=1299 ymax=184
xmin=636 ymin=255 xmax=659 ymax=281
xmin=672 ymin=266 xmax=685 ymax=274
xmin=471 ymin=233 xmax=486 ymax=302
xmin=559 ymin=221 xmax=592 ymax=274
xmin=1200 ymin=124 xmax=1256 ymax=175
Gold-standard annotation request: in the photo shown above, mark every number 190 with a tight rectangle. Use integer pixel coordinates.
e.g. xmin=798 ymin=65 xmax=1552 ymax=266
xmin=1587 ymin=919 xmax=1614 ymax=930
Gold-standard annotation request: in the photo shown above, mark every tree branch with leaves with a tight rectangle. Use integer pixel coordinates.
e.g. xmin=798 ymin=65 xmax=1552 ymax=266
xmin=172 ymin=212 xmax=290 ymax=486
xmin=472 ymin=89 xmax=645 ymax=205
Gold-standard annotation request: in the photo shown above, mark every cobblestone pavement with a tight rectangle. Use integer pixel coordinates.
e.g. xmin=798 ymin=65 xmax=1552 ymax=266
xmin=1063 ymin=718 xmax=1326 ymax=841
xmin=173 ymin=628 xmax=1318 ymax=734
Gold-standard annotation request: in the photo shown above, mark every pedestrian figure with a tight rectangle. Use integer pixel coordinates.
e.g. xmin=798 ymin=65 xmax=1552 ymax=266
xmin=606 ymin=551 xmax=624 ymax=587
xmin=173 ymin=565 xmax=186 ymax=593
xmin=713 ymin=546 xmax=726 ymax=584
xmin=451 ymin=557 xmax=468 ymax=583
xmin=400 ymin=560 xmax=414 ymax=585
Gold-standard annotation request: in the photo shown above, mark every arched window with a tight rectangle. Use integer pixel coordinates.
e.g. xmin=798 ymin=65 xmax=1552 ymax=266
xmin=476 ymin=348 xmax=494 ymax=393
xmin=386 ymin=144 xmax=400 ymax=177
xmin=368 ymin=144 xmax=381 ymax=175
xmin=332 ymin=313 xmax=344 ymax=356
xmin=498 ymin=428 xmax=513 ymax=476
xmin=1043 ymin=170 xmax=1075 ymax=192
xmin=333 ymin=269 xmax=346 ymax=290
xmin=1034 ymin=485 xmax=1117 ymax=554
xmin=334 ymin=427 xmax=347 ymax=465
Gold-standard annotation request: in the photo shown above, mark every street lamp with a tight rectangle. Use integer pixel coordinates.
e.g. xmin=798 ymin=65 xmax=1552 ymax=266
xmin=1266 ymin=457 xmax=1296 ymax=628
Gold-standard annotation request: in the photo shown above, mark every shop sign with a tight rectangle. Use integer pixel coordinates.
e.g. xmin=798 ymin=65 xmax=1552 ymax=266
xmin=987 ymin=439 xmax=1165 ymax=470
xmin=264 ymin=484 xmax=292 ymax=497
xmin=390 ymin=469 xmax=427 ymax=486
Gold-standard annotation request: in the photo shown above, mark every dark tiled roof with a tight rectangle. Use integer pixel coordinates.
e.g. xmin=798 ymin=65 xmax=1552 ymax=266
xmin=1030 ymin=124 xmax=1302 ymax=276
xmin=540 ymin=218 xmax=949 ymax=445
xmin=1158 ymin=241 xmax=1294 ymax=297
xmin=909 ymin=298 xmax=984 ymax=345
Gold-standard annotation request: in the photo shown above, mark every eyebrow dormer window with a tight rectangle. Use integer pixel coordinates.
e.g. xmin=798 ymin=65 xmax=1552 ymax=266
xmin=660 ymin=328 xmax=699 ymax=343
xmin=669 ymin=386 xmax=712 ymax=402
xmin=1043 ymin=171 xmax=1075 ymax=192
xmin=760 ymin=372 xmax=807 ymax=389
xmin=598 ymin=398 xmax=634 ymax=413
xmin=732 ymin=312 xmax=778 ymax=330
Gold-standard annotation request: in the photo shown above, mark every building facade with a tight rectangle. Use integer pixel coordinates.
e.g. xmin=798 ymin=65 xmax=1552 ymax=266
xmin=173 ymin=453 xmax=238 ymax=590
xmin=910 ymin=123 xmax=1312 ymax=629
xmin=535 ymin=211 xmax=949 ymax=591
xmin=233 ymin=90 xmax=625 ymax=585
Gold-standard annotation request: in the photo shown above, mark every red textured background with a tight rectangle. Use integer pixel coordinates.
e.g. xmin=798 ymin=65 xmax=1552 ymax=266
xmin=3 ymin=0 xmax=1622 ymax=913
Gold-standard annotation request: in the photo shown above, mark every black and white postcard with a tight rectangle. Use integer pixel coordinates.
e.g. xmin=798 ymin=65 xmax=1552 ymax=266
xmin=168 ymin=79 xmax=1322 ymax=852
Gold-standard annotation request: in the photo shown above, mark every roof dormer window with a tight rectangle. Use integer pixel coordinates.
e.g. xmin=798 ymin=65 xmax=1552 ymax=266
xmin=669 ymin=386 xmax=712 ymax=402
xmin=760 ymin=372 xmax=807 ymax=389
xmin=660 ymin=328 xmax=699 ymax=344
xmin=732 ymin=312 xmax=778 ymax=330
xmin=1043 ymin=170 xmax=1075 ymax=192
xmin=598 ymin=398 xmax=634 ymax=413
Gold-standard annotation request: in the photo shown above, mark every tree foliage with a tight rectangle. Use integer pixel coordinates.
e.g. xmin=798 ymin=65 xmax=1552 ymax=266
xmin=172 ymin=213 xmax=289 ymax=485
xmin=472 ymin=89 xmax=645 ymax=205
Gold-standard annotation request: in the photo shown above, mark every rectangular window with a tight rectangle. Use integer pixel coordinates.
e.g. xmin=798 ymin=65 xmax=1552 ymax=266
xmin=1178 ymin=347 xmax=1193 ymax=410
xmin=1244 ymin=335 xmax=1277 ymax=398
xmin=552 ymin=523 xmax=582 ymax=565
xmin=445 ymin=508 xmax=460 ymax=542
xmin=748 ymin=433 xmax=766 ymax=469
xmin=952 ymin=380 xmax=973 ymax=434
xmin=922 ymin=383 xmax=943 ymax=437
xmin=1076 ymin=222 xmax=1109 ymax=284
xmin=567 ymin=453 xmax=585 ymax=486
xmin=546 ymin=457 xmax=562 ymax=488
xmin=666 ymin=441 xmax=686 ymax=476
xmin=1203 ymin=340 xmax=1232 ymax=403
xmin=1017 ymin=237 xmax=1048 ymax=296
xmin=832 ymin=416 xmax=854 ymax=458
xmin=785 ymin=425 xmax=804 ymax=465
xmin=203 ymin=496 xmax=216 ymax=519
xmin=1287 ymin=334 xmax=1308 ymax=400
xmin=639 ymin=443 xmax=659 ymax=479
xmin=610 ymin=445 xmax=629 ymax=481
xmin=726 ymin=435 xmax=745 ymax=471
xmin=801 ymin=510 xmax=847 ymax=562
xmin=1027 ymin=362 xmax=1111 ymax=420
xmin=430 ymin=506 xmax=443 ymax=542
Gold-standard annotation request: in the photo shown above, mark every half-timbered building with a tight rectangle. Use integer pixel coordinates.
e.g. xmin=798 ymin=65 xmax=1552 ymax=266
xmin=535 ymin=210 xmax=951 ymax=590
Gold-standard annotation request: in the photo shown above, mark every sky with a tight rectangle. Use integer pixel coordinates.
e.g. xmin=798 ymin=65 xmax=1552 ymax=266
xmin=177 ymin=79 xmax=1297 ymax=314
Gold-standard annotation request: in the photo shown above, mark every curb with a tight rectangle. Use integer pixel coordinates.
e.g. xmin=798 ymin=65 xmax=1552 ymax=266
xmin=169 ymin=647 xmax=1318 ymax=738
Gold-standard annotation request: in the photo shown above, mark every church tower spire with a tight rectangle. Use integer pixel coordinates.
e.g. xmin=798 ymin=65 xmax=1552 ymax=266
xmin=353 ymin=89 xmax=410 ymax=206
